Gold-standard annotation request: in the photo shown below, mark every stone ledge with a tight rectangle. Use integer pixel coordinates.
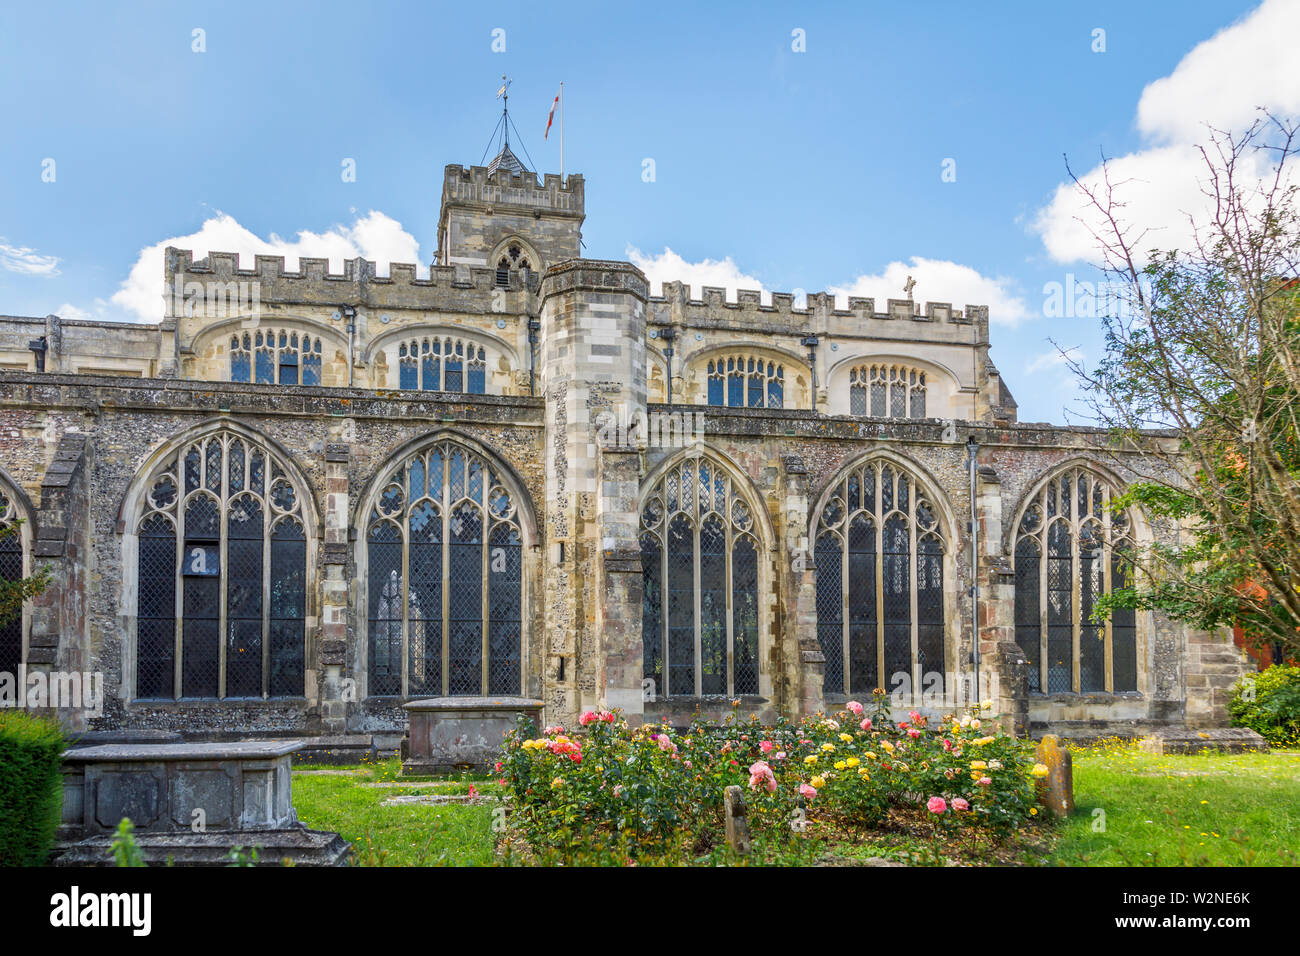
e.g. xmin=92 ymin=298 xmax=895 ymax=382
xmin=1138 ymin=727 xmax=1269 ymax=755
xmin=50 ymin=825 xmax=350 ymax=867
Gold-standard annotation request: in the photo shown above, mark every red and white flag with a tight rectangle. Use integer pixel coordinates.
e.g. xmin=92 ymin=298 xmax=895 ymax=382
xmin=544 ymin=89 xmax=560 ymax=140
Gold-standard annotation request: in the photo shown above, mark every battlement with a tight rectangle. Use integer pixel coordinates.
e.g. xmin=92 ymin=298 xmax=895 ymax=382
xmin=165 ymin=247 xmax=524 ymax=301
xmin=441 ymin=163 xmax=584 ymax=217
xmin=646 ymin=280 xmax=989 ymax=339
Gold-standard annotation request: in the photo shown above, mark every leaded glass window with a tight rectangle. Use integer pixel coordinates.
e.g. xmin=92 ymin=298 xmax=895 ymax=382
xmin=366 ymin=441 xmax=523 ymax=696
xmin=395 ymin=337 xmax=489 ymax=395
xmin=814 ymin=460 xmax=945 ymax=695
xmin=640 ymin=454 xmax=761 ymax=698
xmin=704 ymin=357 xmax=784 ymax=409
xmin=849 ymin=364 xmax=926 ymax=419
xmin=135 ymin=431 xmax=308 ymax=700
xmin=233 ymin=329 xmax=323 ymax=386
xmin=0 ymin=492 xmax=26 ymax=680
xmin=1013 ymin=467 xmax=1137 ymax=694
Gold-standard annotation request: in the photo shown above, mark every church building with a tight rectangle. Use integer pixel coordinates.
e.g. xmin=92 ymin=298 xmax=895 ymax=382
xmin=0 ymin=143 xmax=1251 ymax=750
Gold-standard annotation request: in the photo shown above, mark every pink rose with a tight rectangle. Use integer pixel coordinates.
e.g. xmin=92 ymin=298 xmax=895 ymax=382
xmin=860 ymin=718 xmax=872 ymax=732
xmin=908 ymin=710 xmax=923 ymax=724
xmin=977 ymin=776 xmax=992 ymax=787
xmin=579 ymin=711 xmax=596 ymax=726
xmin=775 ymin=752 xmax=787 ymax=761
xmin=799 ymin=783 xmax=817 ymax=800
xmin=907 ymin=729 xmax=920 ymax=739
xmin=943 ymin=739 xmax=952 ymax=751
xmin=927 ymin=796 xmax=947 ymax=814
xmin=760 ymin=740 xmax=773 ymax=753
xmin=846 ymin=701 xmax=864 ymax=716
xmin=952 ymin=797 xmax=970 ymax=811
xmin=748 ymin=760 xmax=777 ymax=793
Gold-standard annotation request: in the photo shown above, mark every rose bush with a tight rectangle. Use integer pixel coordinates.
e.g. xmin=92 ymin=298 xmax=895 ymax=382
xmin=498 ymin=698 xmax=1043 ymax=858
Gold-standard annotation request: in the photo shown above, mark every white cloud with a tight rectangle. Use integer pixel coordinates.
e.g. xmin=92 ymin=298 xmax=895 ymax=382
xmin=1025 ymin=345 xmax=1082 ymax=375
xmin=626 ymin=245 xmax=769 ymax=302
xmin=1034 ymin=0 xmax=1300 ymax=265
xmin=830 ymin=257 xmax=1032 ymax=325
xmin=0 ymin=239 xmax=60 ymax=277
xmin=111 ymin=211 xmax=423 ymax=322
xmin=629 ymin=246 xmax=1029 ymax=324
xmin=55 ymin=302 xmax=93 ymax=321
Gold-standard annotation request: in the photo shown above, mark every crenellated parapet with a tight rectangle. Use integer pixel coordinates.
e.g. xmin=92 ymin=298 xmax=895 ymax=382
xmin=441 ymin=163 xmax=584 ymax=218
xmin=645 ymin=280 xmax=990 ymax=346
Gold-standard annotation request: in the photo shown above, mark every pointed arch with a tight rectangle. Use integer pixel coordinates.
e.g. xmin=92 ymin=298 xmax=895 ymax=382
xmin=638 ymin=444 xmax=773 ymax=699
xmin=809 ymin=448 xmax=956 ymax=698
xmin=354 ymin=430 xmax=537 ymax=698
xmin=1009 ymin=459 xmax=1146 ymax=695
xmin=0 ymin=468 xmax=34 ymax=680
xmin=119 ymin=420 xmax=318 ymax=701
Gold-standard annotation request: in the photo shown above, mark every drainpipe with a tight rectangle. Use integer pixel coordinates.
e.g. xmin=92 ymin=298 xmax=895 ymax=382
xmin=659 ymin=327 xmax=676 ymax=407
xmin=340 ymin=304 xmax=357 ymax=387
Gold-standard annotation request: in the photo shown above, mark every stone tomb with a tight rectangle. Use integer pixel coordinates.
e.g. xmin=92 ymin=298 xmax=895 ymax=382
xmin=52 ymin=741 xmax=349 ymax=866
xmin=402 ymin=696 xmax=543 ymax=774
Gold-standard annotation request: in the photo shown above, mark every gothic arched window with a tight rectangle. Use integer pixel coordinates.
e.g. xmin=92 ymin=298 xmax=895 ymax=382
xmin=1014 ymin=467 xmax=1137 ymax=694
xmin=231 ymin=330 xmax=322 ymax=386
xmin=705 ymin=357 xmax=784 ymax=409
xmin=135 ymin=431 xmax=308 ymax=700
xmin=640 ymin=454 xmax=761 ymax=698
xmin=849 ymin=364 xmax=926 ymax=418
xmin=814 ymin=459 xmax=945 ymax=696
xmin=366 ymin=440 xmax=523 ymax=697
xmin=396 ymin=338 xmax=489 ymax=395
xmin=0 ymin=491 xmax=29 ymax=679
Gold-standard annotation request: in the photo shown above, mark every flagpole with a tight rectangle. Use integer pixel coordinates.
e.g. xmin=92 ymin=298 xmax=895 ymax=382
xmin=560 ymin=81 xmax=565 ymax=181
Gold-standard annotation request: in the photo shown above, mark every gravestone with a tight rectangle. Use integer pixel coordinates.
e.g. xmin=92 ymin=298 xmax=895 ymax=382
xmin=723 ymin=785 xmax=752 ymax=855
xmin=403 ymin=696 xmax=543 ymax=774
xmin=52 ymin=741 xmax=349 ymax=866
xmin=1034 ymin=734 xmax=1074 ymax=818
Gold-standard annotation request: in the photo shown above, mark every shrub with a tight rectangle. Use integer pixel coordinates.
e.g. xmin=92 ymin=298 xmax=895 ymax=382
xmin=497 ymin=695 xmax=1042 ymax=859
xmin=0 ymin=711 xmax=66 ymax=866
xmin=1230 ymin=665 xmax=1300 ymax=747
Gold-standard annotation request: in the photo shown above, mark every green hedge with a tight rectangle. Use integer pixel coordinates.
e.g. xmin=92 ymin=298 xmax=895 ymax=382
xmin=1230 ymin=664 xmax=1300 ymax=748
xmin=0 ymin=711 xmax=65 ymax=866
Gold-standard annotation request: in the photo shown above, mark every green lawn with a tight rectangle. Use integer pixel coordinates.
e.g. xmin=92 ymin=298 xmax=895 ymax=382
xmin=292 ymin=759 xmax=500 ymax=866
xmin=290 ymin=747 xmax=1300 ymax=866
xmin=1053 ymin=744 xmax=1300 ymax=866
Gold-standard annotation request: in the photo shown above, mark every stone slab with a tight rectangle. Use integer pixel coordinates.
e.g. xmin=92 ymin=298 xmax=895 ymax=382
xmin=402 ymin=697 xmax=543 ymax=774
xmin=1138 ymin=727 xmax=1269 ymax=755
xmin=50 ymin=825 xmax=351 ymax=867
xmin=63 ymin=741 xmax=304 ymax=762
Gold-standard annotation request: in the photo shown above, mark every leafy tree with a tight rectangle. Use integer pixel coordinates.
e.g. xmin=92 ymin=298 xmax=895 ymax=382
xmin=1060 ymin=114 xmax=1300 ymax=660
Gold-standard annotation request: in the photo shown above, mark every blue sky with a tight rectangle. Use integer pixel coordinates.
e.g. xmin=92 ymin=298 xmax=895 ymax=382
xmin=0 ymin=0 xmax=1291 ymax=422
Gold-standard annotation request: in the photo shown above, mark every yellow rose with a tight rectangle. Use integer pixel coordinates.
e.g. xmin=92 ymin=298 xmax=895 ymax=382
xmin=881 ymin=740 xmax=895 ymax=753
xmin=804 ymin=754 xmax=819 ymax=765
xmin=863 ymin=751 xmax=877 ymax=760
xmin=1031 ymin=763 xmax=1050 ymax=778
xmin=970 ymin=760 xmax=988 ymax=770
xmin=846 ymin=757 xmax=860 ymax=768
xmin=821 ymin=743 xmax=836 ymax=752
xmin=833 ymin=760 xmax=847 ymax=771
xmin=811 ymin=775 xmax=826 ymax=789
xmin=839 ymin=733 xmax=853 ymax=743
